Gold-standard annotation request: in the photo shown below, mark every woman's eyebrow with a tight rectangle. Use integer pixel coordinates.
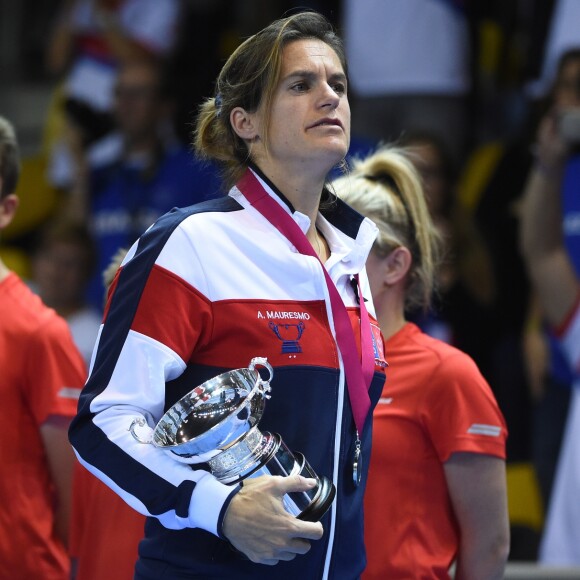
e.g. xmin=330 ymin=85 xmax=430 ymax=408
xmin=282 ymin=70 xmax=347 ymax=84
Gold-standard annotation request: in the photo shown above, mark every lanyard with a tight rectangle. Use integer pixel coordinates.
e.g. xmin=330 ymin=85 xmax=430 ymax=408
xmin=236 ymin=168 xmax=374 ymax=435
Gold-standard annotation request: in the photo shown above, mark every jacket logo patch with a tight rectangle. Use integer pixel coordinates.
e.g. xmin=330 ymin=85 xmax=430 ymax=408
xmin=269 ymin=321 xmax=306 ymax=353
xmin=256 ymin=310 xmax=310 ymax=355
xmin=370 ymin=323 xmax=388 ymax=368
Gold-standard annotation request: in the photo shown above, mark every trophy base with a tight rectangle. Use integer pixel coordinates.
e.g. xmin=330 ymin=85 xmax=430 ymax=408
xmin=293 ymin=453 xmax=336 ymax=522
xmin=208 ymin=431 xmax=336 ymax=522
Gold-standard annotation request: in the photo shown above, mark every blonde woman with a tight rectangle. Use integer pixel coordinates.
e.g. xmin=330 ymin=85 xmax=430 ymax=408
xmin=333 ymin=147 xmax=510 ymax=579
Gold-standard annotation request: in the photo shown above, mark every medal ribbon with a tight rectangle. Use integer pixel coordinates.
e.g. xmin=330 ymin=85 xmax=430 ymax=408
xmin=237 ymin=169 xmax=374 ymax=435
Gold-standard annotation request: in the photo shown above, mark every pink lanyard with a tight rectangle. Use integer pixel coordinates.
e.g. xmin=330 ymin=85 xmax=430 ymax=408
xmin=237 ymin=169 xmax=374 ymax=436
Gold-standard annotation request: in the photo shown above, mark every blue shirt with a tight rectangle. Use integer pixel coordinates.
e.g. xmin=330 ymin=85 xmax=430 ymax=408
xmin=87 ymin=145 xmax=222 ymax=310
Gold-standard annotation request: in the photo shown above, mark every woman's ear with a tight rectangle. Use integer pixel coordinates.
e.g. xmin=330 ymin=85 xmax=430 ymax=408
xmin=384 ymin=246 xmax=413 ymax=286
xmin=230 ymin=107 xmax=260 ymax=142
xmin=0 ymin=194 xmax=19 ymax=230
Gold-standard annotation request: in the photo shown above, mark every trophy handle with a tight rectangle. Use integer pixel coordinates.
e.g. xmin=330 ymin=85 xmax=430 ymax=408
xmin=129 ymin=417 xmax=154 ymax=444
xmin=248 ymin=357 xmax=273 ymax=399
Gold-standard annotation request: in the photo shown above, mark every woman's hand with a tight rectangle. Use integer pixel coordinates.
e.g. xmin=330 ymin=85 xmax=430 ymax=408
xmin=534 ymin=110 xmax=569 ymax=176
xmin=222 ymin=474 xmax=324 ymax=565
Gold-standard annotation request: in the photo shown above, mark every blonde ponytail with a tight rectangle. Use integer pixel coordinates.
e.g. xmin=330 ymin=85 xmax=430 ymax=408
xmin=332 ymin=146 xmax=442 ymax=311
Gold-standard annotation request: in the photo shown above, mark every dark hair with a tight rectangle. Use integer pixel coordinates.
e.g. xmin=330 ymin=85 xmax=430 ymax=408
xmin=116 ymin=58 xmax=172 ymax=100
xmin=193 ymin=11 xmax=346 ymax=189
xmin=398 ymin=130 xmax=457 ymax=184
xmin=556 ymin=48 xmax=580 ymax=78
xmin=554 ymin=47 xmax=580 ymax=99
xmin=0 ymin=117 xmax=20 ymax=199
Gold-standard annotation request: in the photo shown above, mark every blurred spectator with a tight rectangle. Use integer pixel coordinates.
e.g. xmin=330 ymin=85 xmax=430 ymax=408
xmin=444 ymin=47 xmax=580 ymax=560
xmin=529 ymin=48 xmax=580 ymax=508
xmin=400 ymin=132 xmax=497 ymax=382
xmin=46 ymin=0 xmax=181 ymax=187
xmin=527 ymin=0 xmax=580 ymax=99
xmin=0 ymin=116 xmax=86 ymax=578
xmin=31 ymin=219 xmax=101 ymax=367
xmin=520 ymin=92 xmax=580 ymax=563
xmin=64 ymin=59 xmax=223 ymax=310
xmin=343 ymin=0 xmax=474 ymax=165
xmin=473 ymin=48 xmax=580 ymax=502
xmin=165 ymin=0 xmax=234 ymax=145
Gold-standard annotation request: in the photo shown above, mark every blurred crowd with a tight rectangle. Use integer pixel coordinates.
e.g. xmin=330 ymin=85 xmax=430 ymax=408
xmin=2 ymin=0 xmax=580 ymax=574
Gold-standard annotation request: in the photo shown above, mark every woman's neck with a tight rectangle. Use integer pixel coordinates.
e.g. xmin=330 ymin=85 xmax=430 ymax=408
xmin=374 ymin=288 xmax=407 ymax=341
xmin=248 ymin=161 xmax=332 ymax=260
xmin=308 ymin=227 xmax=330 ymax=262
xmin=252 ymin=161 xmax=326 ymax=227
xmin=0 ymin=260 xmax=10 ymax=283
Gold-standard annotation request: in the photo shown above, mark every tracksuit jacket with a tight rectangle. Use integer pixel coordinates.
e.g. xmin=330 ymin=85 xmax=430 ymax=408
xmin=69 ymin=167 xmax=386 ymax=579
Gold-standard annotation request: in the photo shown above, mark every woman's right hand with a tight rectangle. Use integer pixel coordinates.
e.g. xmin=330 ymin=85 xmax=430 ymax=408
xmin=534 ymin=110 xmax=569 ymax=175
xmin=222 ymin=475 xmax=324 ymax=565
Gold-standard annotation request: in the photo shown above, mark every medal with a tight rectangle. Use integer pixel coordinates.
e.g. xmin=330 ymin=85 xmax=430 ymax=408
xmin=352 ymin=433 xmax=362 ymax=487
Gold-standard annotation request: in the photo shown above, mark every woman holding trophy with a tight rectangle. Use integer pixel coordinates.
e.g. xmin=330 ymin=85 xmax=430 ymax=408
xmin=69 ymin=11 xmax=386 ymax=579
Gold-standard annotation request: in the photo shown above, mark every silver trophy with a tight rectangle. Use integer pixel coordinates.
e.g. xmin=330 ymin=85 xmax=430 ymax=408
xmin=129 ymin=357 xmax=335 ymax=521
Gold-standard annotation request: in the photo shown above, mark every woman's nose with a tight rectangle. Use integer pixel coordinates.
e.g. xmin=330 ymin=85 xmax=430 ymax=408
xmin=318 ymin=82 xmax=340 ymax=109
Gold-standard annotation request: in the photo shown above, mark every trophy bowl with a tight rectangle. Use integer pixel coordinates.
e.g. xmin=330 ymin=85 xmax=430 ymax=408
xmin=129 ymin=357 xmax=336 ymax=522
xmin=130 ymin=357 xmax=272 ymax=463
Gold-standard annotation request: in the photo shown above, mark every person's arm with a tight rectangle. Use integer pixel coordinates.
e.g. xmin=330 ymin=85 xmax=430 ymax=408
xmin=521 ymin=291 xmax=550 ymax=401
xmin=444 ymin=452 xmax=510 ymax=580
xmin=40 ymin=415 xmax=76 ymax=548
xmin=60 ymin=121 xmax=91 ymax=223
xmin=25 ymin=313 xmax=86 ymax=550
xmin=520 ymin=112 xmax=580 ymax=327
xmin=46 ymin=0 xmax=78 ymax=75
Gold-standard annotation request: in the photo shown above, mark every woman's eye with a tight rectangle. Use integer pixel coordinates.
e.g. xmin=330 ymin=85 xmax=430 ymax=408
xmin=291 ymin=82 xmax=308 ymax=92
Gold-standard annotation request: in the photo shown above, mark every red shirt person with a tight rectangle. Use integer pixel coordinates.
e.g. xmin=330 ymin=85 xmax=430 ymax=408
xmin=0 ymin=116 xmax=86 ymax=579
xmin=333 ymin=146 xmax=510 ymax=579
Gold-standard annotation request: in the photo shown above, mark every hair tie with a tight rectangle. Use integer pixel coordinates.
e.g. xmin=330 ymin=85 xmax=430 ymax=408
xmin=215 ymin=93 xmax=223 ymax=118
